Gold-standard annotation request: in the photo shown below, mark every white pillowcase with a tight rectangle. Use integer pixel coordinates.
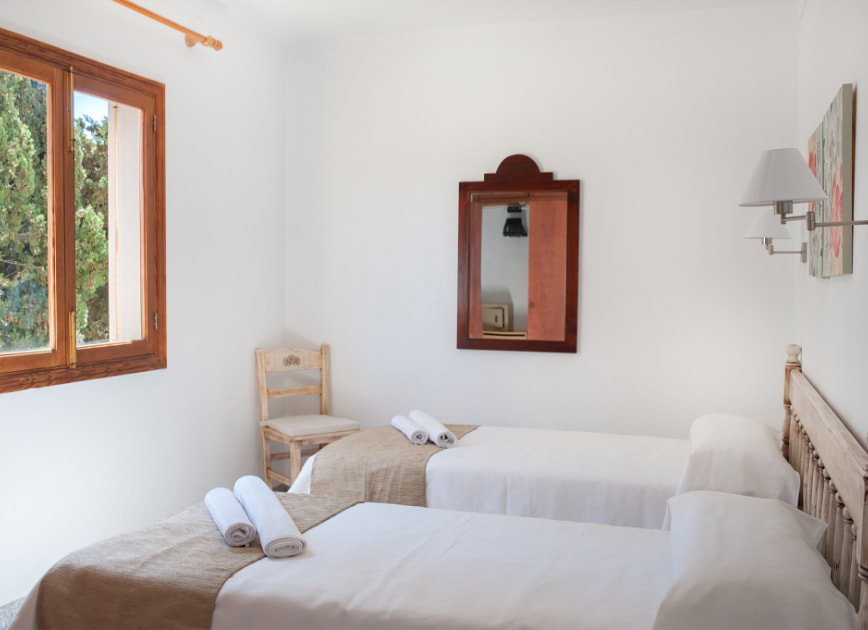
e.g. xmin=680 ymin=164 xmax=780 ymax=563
xmin=653 ymin=491 xmax=855 ymax=630
xmin=676 ymin=413 xmax=799 ymax=505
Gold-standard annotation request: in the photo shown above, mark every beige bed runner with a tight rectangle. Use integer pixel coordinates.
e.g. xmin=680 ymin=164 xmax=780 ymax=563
xmin=310 ymin=424 xmax=478 ymax=507
xmin=37 ymin=493 xmax=357 ymax=630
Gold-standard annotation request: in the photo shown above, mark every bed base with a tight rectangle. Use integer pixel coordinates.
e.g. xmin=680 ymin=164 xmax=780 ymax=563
xmin=783 ymin=344 xmax=868 ymax=629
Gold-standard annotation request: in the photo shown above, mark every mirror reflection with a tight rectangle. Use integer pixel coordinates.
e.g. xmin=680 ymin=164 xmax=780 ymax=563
xmin=480 ymin=204 xmax=529 ymax=338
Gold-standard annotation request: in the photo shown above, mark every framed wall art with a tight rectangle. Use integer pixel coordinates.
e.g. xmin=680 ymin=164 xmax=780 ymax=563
xmin=808 ymin=83 xmax=854 ymax=277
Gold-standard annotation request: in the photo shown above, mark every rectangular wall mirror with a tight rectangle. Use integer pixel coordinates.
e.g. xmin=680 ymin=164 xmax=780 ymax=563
xmin=457 ymin=155 xmax=580 ymax=352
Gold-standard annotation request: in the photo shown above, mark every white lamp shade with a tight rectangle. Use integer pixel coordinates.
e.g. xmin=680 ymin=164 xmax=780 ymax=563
xmin=744 ymin=210 xmax=792 ymax=240
xmin=739 ymin=148 xmax=827 ymax=206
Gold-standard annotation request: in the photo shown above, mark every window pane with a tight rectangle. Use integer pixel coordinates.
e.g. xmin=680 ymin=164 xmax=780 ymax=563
xmin=0 ymin=68 xmax=49 ymax=354
xmin=74 ymin=92 xmax=142 ymax=345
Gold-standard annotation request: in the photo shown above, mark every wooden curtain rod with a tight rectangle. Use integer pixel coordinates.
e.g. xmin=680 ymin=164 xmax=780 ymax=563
xmin=112 ymin=0 xmax=223 ymax=51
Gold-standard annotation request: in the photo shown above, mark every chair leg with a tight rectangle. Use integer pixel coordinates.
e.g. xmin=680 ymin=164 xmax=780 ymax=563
xmin=260 ymin=430 xmax=272 ymax=486
xmin=289 ymin=440 xmax=302 ymax=484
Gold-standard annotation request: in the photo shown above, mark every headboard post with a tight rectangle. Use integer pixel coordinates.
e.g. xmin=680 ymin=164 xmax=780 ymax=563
xmin=860 ymin=480 xmax=868 ymax=630
xmin=859 ymin=568 xmax=868 ymax=629
xmin=782 ymin=344 xmax=802 ymax=460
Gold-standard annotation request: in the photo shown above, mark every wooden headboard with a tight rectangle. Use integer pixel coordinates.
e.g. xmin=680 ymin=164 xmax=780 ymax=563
xmin=782 ymin=344 xmax=868 ymax=628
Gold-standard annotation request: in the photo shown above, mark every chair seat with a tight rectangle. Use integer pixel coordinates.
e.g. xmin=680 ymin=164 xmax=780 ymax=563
xmin=264 ymin=414 xmax=360 ymax=438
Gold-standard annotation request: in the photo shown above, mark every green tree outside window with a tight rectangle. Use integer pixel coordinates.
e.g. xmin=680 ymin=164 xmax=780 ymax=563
xmin=0 ymin=69 xmax=109 ymax=351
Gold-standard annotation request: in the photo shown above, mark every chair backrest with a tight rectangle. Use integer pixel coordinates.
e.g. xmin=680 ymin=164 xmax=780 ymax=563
xmin=255 ymin=344 xmax=331 ymax=423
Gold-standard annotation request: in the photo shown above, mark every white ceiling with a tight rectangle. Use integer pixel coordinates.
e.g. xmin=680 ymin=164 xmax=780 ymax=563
xmin=148 ymin=0 xmax=799 ymax=46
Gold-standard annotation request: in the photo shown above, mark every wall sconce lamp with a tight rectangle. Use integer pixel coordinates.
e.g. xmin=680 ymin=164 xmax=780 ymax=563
xmin=744 ymin=210 xmax=807 ymax=263
xmin=739 ymin=148 xmax=867 ymax=232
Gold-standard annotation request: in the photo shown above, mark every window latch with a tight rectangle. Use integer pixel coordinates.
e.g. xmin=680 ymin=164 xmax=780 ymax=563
xmin=68 ymin=311 xmax=77 ymax=368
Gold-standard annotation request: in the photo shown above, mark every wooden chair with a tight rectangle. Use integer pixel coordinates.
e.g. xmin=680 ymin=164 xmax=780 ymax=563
xmin=255 ymin=344 xmax=360 ymax=488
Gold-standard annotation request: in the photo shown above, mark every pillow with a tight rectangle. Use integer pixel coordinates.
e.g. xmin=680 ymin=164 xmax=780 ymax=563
xmin=675 ymin=413 xmax=799 ymax=505
xmin=652 ymin=491 xmax=855 ymax=630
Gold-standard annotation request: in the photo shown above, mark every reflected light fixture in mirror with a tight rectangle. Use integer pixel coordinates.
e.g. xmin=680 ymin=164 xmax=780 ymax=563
xmin=457 ymin=155 xmax=579 ymax=353
xmin=503 ymin=204 xmax=528 ymax=237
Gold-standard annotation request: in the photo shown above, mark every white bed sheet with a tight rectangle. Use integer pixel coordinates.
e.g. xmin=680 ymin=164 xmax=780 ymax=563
xmin=6 ymin=502 xmax=672 ymax=630
xmin=213 ymin=502 xmax=673 ymax=630
xmin=291 ymin=426 xmax=689 ymax=528
xmin=14 ymin=494 xmax=852 ymax=630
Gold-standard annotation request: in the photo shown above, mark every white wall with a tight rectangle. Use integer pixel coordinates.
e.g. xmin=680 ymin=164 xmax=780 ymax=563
xmin=794 ymin=0 xmax=868 ymax=443
xmin=0 ymin=1 xmax=286 ymax=603
xmin=284 ymin=4 xmax=800 ymax=438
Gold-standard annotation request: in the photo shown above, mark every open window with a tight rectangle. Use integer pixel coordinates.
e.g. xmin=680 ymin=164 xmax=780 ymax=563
xmin=0 ymin=27 xmax=166 ymax=392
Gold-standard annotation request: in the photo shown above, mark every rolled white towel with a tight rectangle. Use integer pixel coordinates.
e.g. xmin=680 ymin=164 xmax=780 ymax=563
xmin=408 ymin=409 xmax=457 ymax=448
xmin=391 ymin=414 xmax=428 ymax=445
xmin=234 ymin=475 xmax=307 ymax=558
xmin=204 ymin=487 xmax=256 ymax=547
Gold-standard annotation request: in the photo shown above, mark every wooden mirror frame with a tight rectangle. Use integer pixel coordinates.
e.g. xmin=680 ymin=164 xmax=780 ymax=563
xmin=457 ymin=155 xmax=579 ymax=352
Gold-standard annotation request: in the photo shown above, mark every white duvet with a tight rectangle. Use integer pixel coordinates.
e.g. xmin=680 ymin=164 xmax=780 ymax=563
xmin=13 ymin=502 xmax=671 ymax=630
xmin=12 ymin=492 xmax=853 ymax=630
xmin=213 ymin=502 xmax=673 ymax=630
xmin=292 ymin=426 xmax=689 ymax=528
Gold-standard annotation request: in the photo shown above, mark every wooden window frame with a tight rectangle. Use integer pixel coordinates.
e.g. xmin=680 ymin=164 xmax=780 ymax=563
xmin=0 ymin=27 xmax=166 ymax=393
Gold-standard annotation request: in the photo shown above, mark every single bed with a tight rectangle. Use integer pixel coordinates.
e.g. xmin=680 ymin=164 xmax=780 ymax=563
xmin=293 ymin=426 xmax=691 ymax=528
xmin=10 ymin=492 xmax=860 ymax=630
xmin=291 ymin=387 xmax=800 ymax=529
xmin=10 ymin=344 xmax=868 ymax=629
